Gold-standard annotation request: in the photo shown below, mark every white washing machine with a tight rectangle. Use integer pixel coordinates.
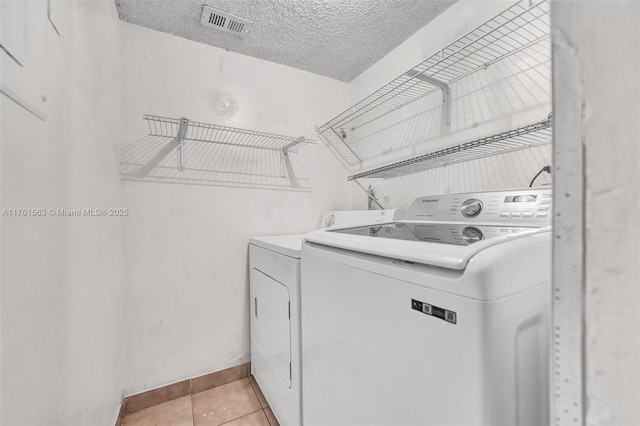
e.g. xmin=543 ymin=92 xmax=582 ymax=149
xmin=249 ymin=208 xmax=402 ymax=426
xmin=301 ymin=189 xmax=552 ymax=426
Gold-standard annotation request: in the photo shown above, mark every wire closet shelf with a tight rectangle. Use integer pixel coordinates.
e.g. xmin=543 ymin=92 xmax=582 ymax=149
xmin=349 ymin=114 xmax=552 ymax=180
xmin=318 ymin=0 xmax=550 ymax=168
xmin=143 ymin=114 xmax=314 ymax=175
xmin=144 ymin=115 xmax=314 ymax=152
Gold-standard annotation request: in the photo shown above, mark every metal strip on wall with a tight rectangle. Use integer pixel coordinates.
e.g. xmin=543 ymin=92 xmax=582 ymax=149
xmin=550 ymin=2 xmax=585 ymax=425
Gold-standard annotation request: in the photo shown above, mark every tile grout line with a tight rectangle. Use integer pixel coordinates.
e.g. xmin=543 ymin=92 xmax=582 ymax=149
xmin=246 ymin=375 xmax=274 ymax=426
xmin=244 ymin=359 xmax=268 ymax=425
xmin=123 ymin=363 xmax=250 ymax=417
xmin=220 ymin=373 xmax=264 ymax=425
xmin=263 ymin=409 xmax=274 ymax=426
xmin=190 ymin=379 xmax=196 ymax=426
xmin=216 ymin=408 xmax=266 ymax=426
xmin=191 ymin=375 xmax=262 ymax=426
xmin=122 ymin=373 xmax=261 ymax=426
xmin=247 ymin=380 xmax=264 ymax=410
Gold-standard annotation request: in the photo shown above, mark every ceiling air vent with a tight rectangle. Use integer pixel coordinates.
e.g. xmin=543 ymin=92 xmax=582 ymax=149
xmin=200 ymin=5 xmax=252 ymax=37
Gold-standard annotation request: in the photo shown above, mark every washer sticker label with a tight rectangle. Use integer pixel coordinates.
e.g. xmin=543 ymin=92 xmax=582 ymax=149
xmin=411 ymin=299 xmax=457 ymax=324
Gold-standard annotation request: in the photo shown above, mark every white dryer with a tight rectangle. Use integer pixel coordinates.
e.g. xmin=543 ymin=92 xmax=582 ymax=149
xmin=249 ymin=208 xmax=402 ymax=426
xmin=301 ymin=189 xmax=552 ymax=426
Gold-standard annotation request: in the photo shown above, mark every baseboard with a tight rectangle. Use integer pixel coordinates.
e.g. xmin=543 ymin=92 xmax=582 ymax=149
xmin=114 ymin=402 xmax=125 ymax=426
xmin=116 ymin=362 xmax=250 ymax=421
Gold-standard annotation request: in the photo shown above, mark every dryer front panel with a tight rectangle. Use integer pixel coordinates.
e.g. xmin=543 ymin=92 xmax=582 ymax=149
xmin=251 ymin=268 xmax=292 ymax=389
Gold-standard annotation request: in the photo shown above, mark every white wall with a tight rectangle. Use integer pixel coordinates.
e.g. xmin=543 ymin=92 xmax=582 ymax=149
xmin=1 ymin=1 xmax=124 ymax=425
xmin=347 ymin=0 xmax=552 ymax=209
xmin=119 ymin=22 xmax=360 ymax=395
xmin=576 ymin=3 xmax=639 ymax=425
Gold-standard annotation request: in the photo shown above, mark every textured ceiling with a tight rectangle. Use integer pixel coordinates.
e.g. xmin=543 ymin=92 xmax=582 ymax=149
xmin=115 ymin=0 xmax=457 ymax=82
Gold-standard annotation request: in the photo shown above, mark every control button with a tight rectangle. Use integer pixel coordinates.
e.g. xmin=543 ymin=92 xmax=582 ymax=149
xmin=501 ymin=229 xmax=511 ymax=233
xmin=523 ymin=212 xmax=534 ymax=217
xmin=445 ymin=311 xmax=456 ymax=324
xmin=461 ymin=226 xmax=484 ymax=243
xmin=422 ymin=304 xmax=432 ymax=315
xmin=500 ymin=212 xmax=510 ymax=217
xmin=540 ymin=200 xmax=552 ymax=204
xmin=411 ymin=300 xmax=422 ymax=311
xmin=324 ymin=214 xmax=335 ymax=227
xmin=541 ymin=194 xmax=552 ymax=199
xmin=538 ymin=206 xmax=550 ymax=211
xmin=536 ymin=212 xmax=549 ymax=217
xmin=511 ymin=212 xmax=522 ymax=217
xmin=460 ymin=199 xmax=483 ymax=217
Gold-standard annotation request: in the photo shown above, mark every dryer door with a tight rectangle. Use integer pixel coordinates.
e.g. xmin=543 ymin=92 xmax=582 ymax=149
xmin=251 ymin=268 xmax=292 ymax=388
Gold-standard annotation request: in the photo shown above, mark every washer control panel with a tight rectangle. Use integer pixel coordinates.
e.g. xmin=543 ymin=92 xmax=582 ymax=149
xmin=405 ymin=188 xmax=552 ymax=225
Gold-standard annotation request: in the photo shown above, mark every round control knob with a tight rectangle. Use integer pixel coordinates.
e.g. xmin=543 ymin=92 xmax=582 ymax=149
xmin=462 ymin=226 xmax=484 ymax=244
xmin=460 ymin=199 xmax=483 ymax=217
xmin=324 ymin=214 xmax=335 ymax=228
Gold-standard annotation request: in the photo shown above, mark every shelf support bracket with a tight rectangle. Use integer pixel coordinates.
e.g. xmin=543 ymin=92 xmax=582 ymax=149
xmin=405 ymin=70 xmax=451 ymax=128
xmin=176 ymin=117 xmax=189 ymax=171
xmin=353 ymin=179 xmax=385 ymax=210
xmin=329 ymin=126 xmax=361 ymax=163
xmin=280 ymin=137 xmax=306 ymax=177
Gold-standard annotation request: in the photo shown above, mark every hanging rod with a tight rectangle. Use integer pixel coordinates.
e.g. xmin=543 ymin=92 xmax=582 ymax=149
xmin=348 ymin=114 xmax=552 ymax=181
xmin=143 ymin=114 xmax=314 ymax=176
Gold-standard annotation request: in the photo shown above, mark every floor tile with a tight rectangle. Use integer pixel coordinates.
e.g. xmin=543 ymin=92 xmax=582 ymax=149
xmin=264 ymin=408 xmax=279 ymax=426
xmin=122 ymin=395 xmax=193 ymax=426
xmin=221 ymin=410 xmax=270 ymax=426
xmin=248 ymin=376 xmax=268 ymax=408
xmin=193 ymin=378 xmax=262 ymax=426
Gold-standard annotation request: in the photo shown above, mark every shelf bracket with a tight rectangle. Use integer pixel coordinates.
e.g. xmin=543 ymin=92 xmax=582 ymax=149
xmin=353 ymin=179 xmax=385 ymax=210
xmin=405 ymin=70 xmax=451 ymax=128
xmin=176 ymin=117 xmax=189 ymax=171
xmin=329 ymin=126 xmax=362 ymax=163
xmin=280 ymin=137 xmax=306 ymax=177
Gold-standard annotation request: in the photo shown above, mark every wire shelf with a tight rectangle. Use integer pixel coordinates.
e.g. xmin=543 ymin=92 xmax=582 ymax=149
xmin=349 ymin=115 xmax=552 ymax=180
xmin=144 ymin=115 xmax=314 ymax=152
xmin=318 ymin=0 xmax=550 ymax=166
xmin=139 ymin=114 xmax=315 ymax=177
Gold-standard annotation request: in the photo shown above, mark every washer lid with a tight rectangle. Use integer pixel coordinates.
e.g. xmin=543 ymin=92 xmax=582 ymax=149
xmin=304 ymin=224 xmax=550 ymax=270
xmin=250 ymin=234 xmax=305 ymax=259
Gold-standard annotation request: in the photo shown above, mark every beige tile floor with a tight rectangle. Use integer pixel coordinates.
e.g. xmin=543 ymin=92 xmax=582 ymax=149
xmin=123 ymin=377 xmax=279 ymax=426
